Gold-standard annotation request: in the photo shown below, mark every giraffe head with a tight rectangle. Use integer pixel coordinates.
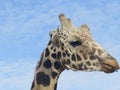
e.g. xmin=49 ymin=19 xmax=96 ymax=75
xmin=50 ymin=14 xmax=119 ymax=73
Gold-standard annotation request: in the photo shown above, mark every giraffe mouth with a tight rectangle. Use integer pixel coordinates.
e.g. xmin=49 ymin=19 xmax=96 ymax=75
xmin=101 ymin=58 xmax=119 ymax=73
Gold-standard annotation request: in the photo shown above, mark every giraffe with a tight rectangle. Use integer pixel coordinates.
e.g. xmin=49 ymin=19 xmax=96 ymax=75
xmin=31 ymin=14 xmax=119 ymax=90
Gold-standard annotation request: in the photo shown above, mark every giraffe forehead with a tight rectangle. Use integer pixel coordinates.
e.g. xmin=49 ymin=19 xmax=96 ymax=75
xmin=50 ymin=29 xmax=87 ymax=44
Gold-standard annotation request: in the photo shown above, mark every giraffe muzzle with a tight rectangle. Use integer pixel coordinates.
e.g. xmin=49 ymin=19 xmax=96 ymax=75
xmin=101 ymin=58 xmax=119 ymax=73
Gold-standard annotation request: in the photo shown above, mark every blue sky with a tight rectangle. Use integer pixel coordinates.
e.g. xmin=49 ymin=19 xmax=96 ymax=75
xmin=0 ymin=0 xmax=120 ymax=90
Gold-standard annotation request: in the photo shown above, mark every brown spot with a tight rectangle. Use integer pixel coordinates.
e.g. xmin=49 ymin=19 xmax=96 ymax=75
xmin=53 ymin=48 xmax=56 ymax=52
xmin=61 ymin=43 xmax=64 ymax=46
xmin=48 ymin=40 xmax=52 ymax=45
xmin=76 ymin=54 xmax=82 ymax=61
xmin=86 ymin=61 xmax=91 ymax=66
xmin=43 ymin=59 xmax=52 ymax=68
xmin=65 ymin=50 xmax=70 ymax=57
xmin=50 ymin=45 xmax=54 ymax=50
xmin=54 ymin=62 xmax=60 ymax=70
xmin=61 ymin=47 xmax=64 ymax=50
xmin=79 ymin=63 xmax=83 ymax=70
xmin=57 ymin=51 xmax=61 ymax=59
xmin=62 ymin=52 xmax=66 ymax=57
xmin=51 ymin=72 xmax=58 ymax=79
xmin=37 ymin=60 xmax=42 ymax=69
xmin=83 ymin=54 xmax=87 ymax=60
xmin=89 ymin=55 xmax=96 ymax=60
xmin=84 ymin=65 xmax=88 ymax=70
xmin=37 ymin=53 xmax=44 ymax=69
xmin=45 ymin=48 xmax=50 ymax=57
xmin=54 ymin=83 xmax=57 ymax=90
xmin=63 ymin=37 xmax=66 ymax=40
xmin=51 ymin=53 xmax=57 ymax=59
xmin=72 ymin=64 xmax=77 ymax=69
xmin=79 ymin=50 xmax=83 ymax=53
xmin=36 ymin=72 xmax=50 ymax=86
xmin=92 ymin=62 xmax=99 ymax=66
xmin=71 ymin=54 xmax=76 ymax=61
xmin=66 ymin=59 xmax=71 ymax=64
xmin=31 ymin=81 xmax=34 ymax=90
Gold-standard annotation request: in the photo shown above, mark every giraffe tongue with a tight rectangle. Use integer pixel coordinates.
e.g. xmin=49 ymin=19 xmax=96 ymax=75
xmin=101 ymin=59 xmax=119 ymax=73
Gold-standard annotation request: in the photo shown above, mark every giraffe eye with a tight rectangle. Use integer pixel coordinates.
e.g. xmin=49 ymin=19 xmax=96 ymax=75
xmin=69 ymin=41 xmax=82 ymax=47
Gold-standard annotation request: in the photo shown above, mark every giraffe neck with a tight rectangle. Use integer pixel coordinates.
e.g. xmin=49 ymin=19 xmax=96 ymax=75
xmin=31 ymin=41 xmax=64 ymax=90
xmin=31 ymin=69 xmax=59 ymax=90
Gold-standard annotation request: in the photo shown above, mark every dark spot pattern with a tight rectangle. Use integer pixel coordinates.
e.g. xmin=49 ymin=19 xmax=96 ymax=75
xmin=54 ymin=83 xmax=57 ymax=90
xmin=84 ymin=65 xmax=87 ymax=70
xmin=54 ymin=62 xmax=60 ymax=70
xmin=72 ymin=64 xmax=77 ymax=69
xmin=45 ymin=48 xmax=50 ymax=57
xmin=79 ymin=50 xmax=83 ymax=53
xmin=66 ymin=59 xmax=71 ymax=64
xmin=53 ymin=48 xmax=56 ymax=52
xmin=61 ymin=43 xmax=64 ymax=46
xmin=76 ymin=54 xmax=82 ymax=61
xmin=48 ymin=40 xmax=52 ymax=45
xmin=71 ymin=54 xmax=76 ymax=61
xmin=31 ymin=81 xmax=34 ymax=90
xmin=43 ymin=59 xmax=52 ymax=68
xmin=37 ymin=60 xmax=42 ymax=69
xmin=57 ymin=51 xmax=61 ymax=59
xmin=37 ymin=53 xmax=43 ymax=68
xmin=92 ymin=63 xmax=96 ymax=66
xmin=51 ymin=53 xmax=56 ymax=59
xmin=89 ymin=55 xmax=96 ymax=60
xmin=62 ymin=59 xmax=71 ymax=65
xmin=62 ymin=52 xmax=66 ymax=57
xmin=36 ymin=72 xmax=50 ymax=86
xmin=86 ymin=61 xmax=91 ymax=66
xmin=65 ymin=50 xmax=70 ymax=57
xmin=51 ymin=45 xmax=54 ymax=50
xmin=83 ymin=54 xmax=87 ymax=60
xmin=61 ymin=47 xmax=64 ymax=50
xmin=79 ymin=63 xmax=83 ymax=70
xmin=51 ymin=72 xmax=58 ymax=79
xmin=50 ymin=32 xmax=53 ymax=38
